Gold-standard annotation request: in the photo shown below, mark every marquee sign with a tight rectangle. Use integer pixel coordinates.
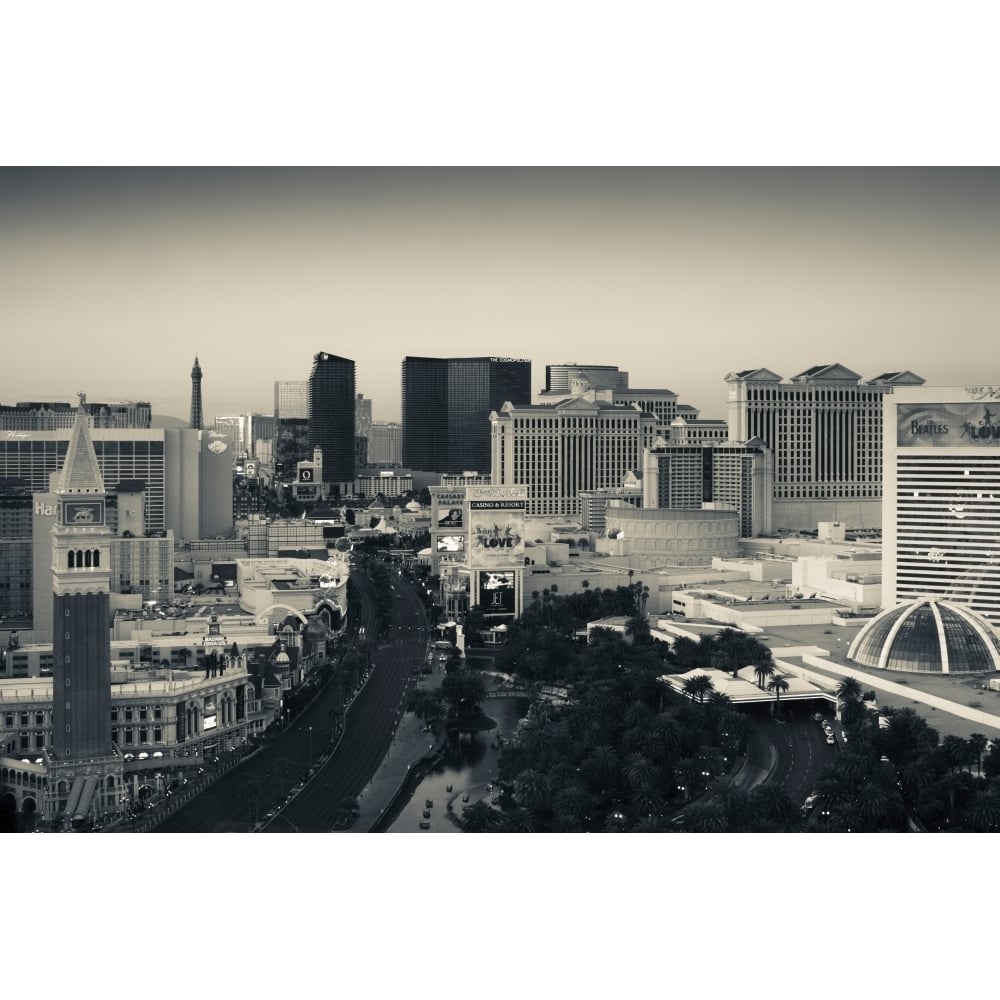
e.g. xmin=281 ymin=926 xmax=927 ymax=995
xmin=898 ymin=403 xmax=1000 ymax=447
xmin=468 ymin=499 xmax=525 ymax=566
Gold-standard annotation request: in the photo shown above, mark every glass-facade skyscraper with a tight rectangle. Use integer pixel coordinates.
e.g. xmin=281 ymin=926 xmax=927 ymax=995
xmin=308 ymin=352 xmax=356 ymax=490
xmin=402 ymin=356 xmax=531 ymax=473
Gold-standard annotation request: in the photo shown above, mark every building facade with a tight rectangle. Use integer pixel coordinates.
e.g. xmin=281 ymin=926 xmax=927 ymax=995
xmin=883 ymin=385 xmax=1000 ymax=624
xmin=402 ymin=356 xmax=532 ymax=473
xmin=274 ymin=380 xmax=310 ymax=477
xmin=0 ymin=428 xmax=168 ymax=532
xmin=642 ymin=437 xmax=774 ymax=537
xmin=542 ymin=363 xmax=628 ymax=395
xmin=598 ymin=504 xmax=741 ymax=569
xmin=490 ymin=392 xmax=655 ymax=516
xmin=308 ymin=352 xmax=356 ymax=493
xmin=369 ymin=421 xmax=402 ymax=466
xmin=726 ymin=364 xmax=924 ymax=531
xmin=0 ymin=399 xmax=152 ymax=430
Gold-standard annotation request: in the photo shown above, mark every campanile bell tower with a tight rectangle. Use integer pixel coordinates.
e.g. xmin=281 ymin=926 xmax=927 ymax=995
xmin=46 ymin=397 xmax=122 ymax=827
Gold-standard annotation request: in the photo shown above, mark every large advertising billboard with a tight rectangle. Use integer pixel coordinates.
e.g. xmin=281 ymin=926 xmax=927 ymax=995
xmin=468 ymin=499 xmax=525 ymax=567
xmin=898 ymin=402 xmax=1000 ymax=448
xmin=478 ymin=570 xmax=517 ymax=615
xmin=437 ymin=506 xmax=464 ymax=529
xmin=436 ymin=535 xmax=465 ymax=554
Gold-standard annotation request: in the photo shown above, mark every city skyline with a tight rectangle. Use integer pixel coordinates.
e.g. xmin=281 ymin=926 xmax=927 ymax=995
xmin=4 ymin=167 xmax=1000 ymax=427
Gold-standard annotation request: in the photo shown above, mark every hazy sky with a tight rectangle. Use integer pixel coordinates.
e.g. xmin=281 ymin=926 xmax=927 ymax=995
xmin=3 ymin=167 xmax=999 ymax=425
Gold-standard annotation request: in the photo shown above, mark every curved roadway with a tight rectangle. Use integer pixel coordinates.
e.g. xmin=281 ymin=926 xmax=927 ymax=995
xmin=155 ymin=563 xmax=428 ymax=833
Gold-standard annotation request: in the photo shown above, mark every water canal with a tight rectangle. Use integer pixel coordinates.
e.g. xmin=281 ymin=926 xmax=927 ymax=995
xmin=387 ymin=696 xmax=528 ymax=833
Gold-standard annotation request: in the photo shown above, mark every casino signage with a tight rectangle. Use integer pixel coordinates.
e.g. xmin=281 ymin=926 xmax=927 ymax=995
xmin=898 ymin=403 xmax=1000 ymax=447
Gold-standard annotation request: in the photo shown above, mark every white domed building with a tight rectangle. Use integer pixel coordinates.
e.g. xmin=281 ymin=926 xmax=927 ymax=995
xmin=848 ymin=597 xmax=1000 ymax=674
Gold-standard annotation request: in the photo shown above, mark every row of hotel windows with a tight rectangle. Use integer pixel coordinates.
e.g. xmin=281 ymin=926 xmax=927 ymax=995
xmin=5 ymin=726 xmax=169 ymax=752
xmin=4 ymin=705 xmax=164 ymax=728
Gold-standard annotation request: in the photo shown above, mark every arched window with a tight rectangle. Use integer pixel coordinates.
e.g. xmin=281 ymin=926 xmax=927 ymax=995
xmin=84 ymin=550 xmax=92 ymax=568
xmin=93 ymin=549 xmax=100 ymax=567
xmin=76 ymin=549 xmax=84 ymax=567
xmin=68 ymin=551 xmax=75 ymax=568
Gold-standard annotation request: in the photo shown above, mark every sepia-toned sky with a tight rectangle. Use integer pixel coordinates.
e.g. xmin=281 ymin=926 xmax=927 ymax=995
xmin=3 ymin=166 xmax=999 ymax=425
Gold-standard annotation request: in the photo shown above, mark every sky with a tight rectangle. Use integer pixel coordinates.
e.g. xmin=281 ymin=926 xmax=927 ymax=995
xmin=4 ymin=166 xmax=1000 ymax=427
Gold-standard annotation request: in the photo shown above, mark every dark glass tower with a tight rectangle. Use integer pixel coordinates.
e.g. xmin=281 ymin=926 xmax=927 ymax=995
xmin=190 ymin=355 xmax=203 ymax=430
xmin=402 ymin=356 xmax=531 ymax=473
xmin=308 ymin=352 xmax=356 ymax=490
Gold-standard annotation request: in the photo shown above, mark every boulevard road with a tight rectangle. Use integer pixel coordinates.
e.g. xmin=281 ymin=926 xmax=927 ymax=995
xmin=154 ymin=565 xmax=427 ymax=833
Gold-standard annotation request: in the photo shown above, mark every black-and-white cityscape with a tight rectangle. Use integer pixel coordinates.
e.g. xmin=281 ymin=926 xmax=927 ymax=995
xmin=6 ymin=167 xmax=1000 ymax=836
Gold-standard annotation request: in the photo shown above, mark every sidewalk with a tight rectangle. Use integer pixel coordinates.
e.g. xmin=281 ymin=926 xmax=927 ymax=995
xmin=348 ymin=669 xmax=447 ymax=833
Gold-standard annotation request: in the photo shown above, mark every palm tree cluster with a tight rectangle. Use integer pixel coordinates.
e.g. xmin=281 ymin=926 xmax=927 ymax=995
xmin=809 ymin=678 xmax=1000 ymax=832
xmin=461 ymin=626 xmax=753 ymax=832
xmin=668 ymin=628 xmax=774 ymax=680
xmin=679 ymin=782 xmax=804 ymax=832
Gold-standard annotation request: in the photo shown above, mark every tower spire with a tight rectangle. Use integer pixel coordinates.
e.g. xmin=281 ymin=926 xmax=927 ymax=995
xmin=190 ymin=355 xmax=203 ymax=430
xmin=58 ymin=401 xmax=105 ymax=494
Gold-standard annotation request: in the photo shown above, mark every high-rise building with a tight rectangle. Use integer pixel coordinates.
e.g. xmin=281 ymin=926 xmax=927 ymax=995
xmin=308 ymin=353 xmax=356 ymax=493
xmin=542 ymin=363 xmax=628 ymax=395
xmin=369 ymin=422 xmax=402 ymax=465
xmin=190 ymin=356 xmax=204 ymax=430
xmin=214 ymin=415 xmax=243 ymax=456
xmin=883 ymin=384 xmax=1000 ymax=624
xmin=48 ymin=405 xmax=123 ymax=823
xmin=0 ymin=399 xmax=151 ymax=430
xmin=273 ymin=383 xmax=309 ymax=475
xmin=642 ymin=436 xmax=774 ymax=537
xmin=355 ymin=394 xmax=373 ymax=468
xmin=0 ymin=428 xmax=168 ymax=532
xmin=0 ymin=478 xmax=32 ymax=619
xmin=490 ymin=389 xmax=655 ymax=516
xmin=726 ymin=364 xmax=924 ymax=531
xmin=403 ymin=356 xmax=531 ymax=473
xmin=274 ymin=381 xmax=309 ymax=421
xmin=539 ymin=368 xmax=713 ymax=443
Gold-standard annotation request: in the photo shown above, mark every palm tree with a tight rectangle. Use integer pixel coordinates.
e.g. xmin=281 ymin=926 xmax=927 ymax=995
xmin=584 ymin=746 xmax=621 ymax=796
xmin=753 ymin=661 xmax=775 ymax=690
xmin=513 ymin=769 xmax=551 ymax=812
xmin=682 ymin=674 xmax=714 ymax=704
xmin=968 ymin=732 xmax=989 ymax=775
xmin=836 ymin=675 xmax=863 ymax=706
xmin=461 ymin=800 xmax=499 ymax=832
xmin=625 ymin=612 xmax=651 ymax=644
xmin=681 ymin=801 xmax=727 ymax=832
xmin=766 ymin=673 xmax=790 ymax=715
xmin=552 ymin=785 xmax=595 ymax=831
xmin=501 ymin=806 xmax=538 ymax=833
xmin=965 ymin=791 xmax=1000 ymax=831
xmin=624 ymin=752 xmax=657 ymax=792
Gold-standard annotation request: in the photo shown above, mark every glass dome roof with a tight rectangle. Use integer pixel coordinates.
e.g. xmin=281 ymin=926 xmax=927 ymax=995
xmin=848 ymin=597 xmax=1000 ymax=674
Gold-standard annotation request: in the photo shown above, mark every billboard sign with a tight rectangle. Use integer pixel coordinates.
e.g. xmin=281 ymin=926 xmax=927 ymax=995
xmin=898 ymin=403 xmax=1000 ymax=448
xmin=437 ymin=506 xmax=464 ymax=529
xmin=437 ymin=535 xmax=465 ymax=553
xmin=478 ymin=570 xmax=516 ymax=615
xmin=468 ymin=499 xmax=525 ymax=566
